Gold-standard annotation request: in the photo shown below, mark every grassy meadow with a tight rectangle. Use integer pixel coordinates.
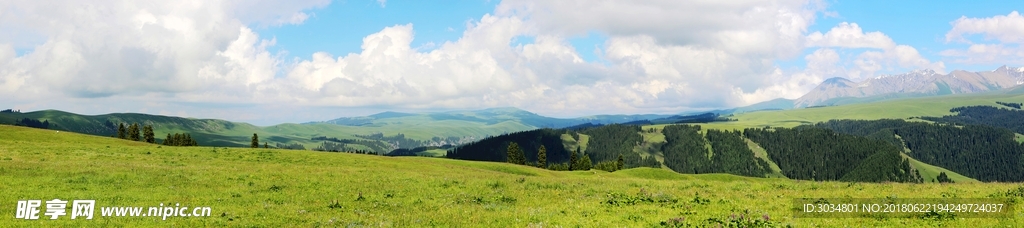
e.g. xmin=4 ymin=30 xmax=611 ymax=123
xmin=713 ymin=92 xmax=1024 ymax=131
xmin=2 ymin=125 xmax=1023 ymax=227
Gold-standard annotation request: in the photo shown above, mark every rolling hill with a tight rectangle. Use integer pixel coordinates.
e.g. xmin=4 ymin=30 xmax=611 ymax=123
xmin=1 ymin=125 xmax=1020 ymax=226
xmin=0 ymin=107 xmax=669 ymax=154
xmin=442 ymin=90 xmax=1024 ymax=183
xmin=0 ymin=110 xmax=537 ymax=152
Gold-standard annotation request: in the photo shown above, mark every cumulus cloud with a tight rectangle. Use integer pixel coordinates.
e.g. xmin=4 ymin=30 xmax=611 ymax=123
xmin=805 ymin=22 xmax=944 ymax=81
xmin=735 ymin=48 xmax=840 ymax=104
xmin=807 ymin=22 xmax=894 ymax=49
xmin=0 ymin=0 xmax=958 ymax=124
xmin=942 ymin=11 xmax=1024 ymax=65
xmin=0 ymin=0 xmax=324 ymax=103
xmin=0 ymin=0 xmax=835 ymax=121
xmin=488 ymin=0 xmax=826 ymax=108
xmin=495 ymin=0 xmax=821 ymax=57
xmin=946 ymin=11 xmax=1024 ymax=44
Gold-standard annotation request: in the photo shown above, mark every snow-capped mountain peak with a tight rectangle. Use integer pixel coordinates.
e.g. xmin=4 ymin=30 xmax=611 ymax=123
xmin=794 ymin=66 xmax=1024 ymax=108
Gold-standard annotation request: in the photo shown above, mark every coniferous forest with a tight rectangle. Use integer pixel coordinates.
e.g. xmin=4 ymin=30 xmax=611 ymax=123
xmin=743 ymin=127 xmax=921 ymax=182
xmin=921 ymin=105 xmax=1024 ymax=134
xmin=579 ymin=124 xmax=660 ymax=168
xmin=446 ymin=129 xmax=572 ymax=166
xmin=661 ymin=125 xmax=712 ymax=174
xmin=660 ymin=126 xmax=770 ymax=177
xmin=810 ymin=118 xmax=1024 ymax=182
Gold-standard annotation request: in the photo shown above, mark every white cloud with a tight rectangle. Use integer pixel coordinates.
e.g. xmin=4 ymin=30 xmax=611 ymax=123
xmin=946 ymin=11 xmax=1024 ymax=44
xmin=942 ymin=12 xmax=1024 ymax=65
xmin=0 ymin=0 xmax=959 ymax=123
xmin=0 ymin=0 xmax=324 ymax=99
xmin=496 ymin=0 xmax=821 ymax=58
xmin=377 ymin=0 xmax=386 ymax=8
xmin=0 ymin=0 xmax=836 ymax=121
xmin=735 ymin=49 xmax=838 ymax=104
xmin=940 ymin=44 xmax=1024 ymax=65
xmin=489 ymin=0 xmax=827 ymax=108
xmin=807 ymin=22 xmax=894 ymax=49
xmin=804 ymin=22 xmax=944 ymax=81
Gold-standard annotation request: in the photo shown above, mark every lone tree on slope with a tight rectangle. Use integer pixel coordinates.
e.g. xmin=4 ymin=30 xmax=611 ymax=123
xmin=507 ymin=142 xmax=525 ymax=165
xmin=143 ymin=125 xmax=155 ymax=143
xmin=537 ymin=145 xmax=547 ymax=168
xmin=128 ymin=123 xmax=141 ymax=141
xmin=117 ymin=123 xmax=127 ymax=139
xmin=251 ymin=133 xmax=259 ymax=148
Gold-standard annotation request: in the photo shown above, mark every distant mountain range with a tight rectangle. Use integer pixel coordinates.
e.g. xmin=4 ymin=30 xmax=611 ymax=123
xmin=0 ymin=107 xmax=676 ymax=151
xmin=6 ymin=65 xmax=1024 ymax=151
xmin=793 ymin=66 xmax=1024 ymax=108
xmin=315 ymin=107 xmax=674 ymax=129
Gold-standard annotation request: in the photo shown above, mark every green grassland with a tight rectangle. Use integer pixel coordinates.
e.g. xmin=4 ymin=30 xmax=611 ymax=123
xmin=744 ymin=139 xmax=786 ymax=179
xmin=415 ymin=149 xmax=449 ymax=157
xmin=636 ymin=128 xmax=668 ymax=168
xmin=708 ymin=92 xmax=1024 ymax=131
xmin=4 ymin=125 xmax=1024 ymax=226
xmin=904 ymin=154 xmax=979 ymax=184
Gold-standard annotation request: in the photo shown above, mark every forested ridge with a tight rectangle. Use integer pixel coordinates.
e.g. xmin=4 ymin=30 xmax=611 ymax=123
xmin=445 ymin=126 xmax=660 ymax=169
xmin=810 ymin=119 xmax=1024 ymax=182
xmin=921 ymin=105 xmax=1024 ymax=135
xmin=743 ymin=127 xmax=920 ymax=182
xmin=661 ymin=125 xmax=770 ymax=177
xmin=446 ymin=129 xmax=573 ymax=165
xmin=446 ymin=122 xmax=927 ymax=182
xmin=579 ymin=124 xmax=660 ymax=168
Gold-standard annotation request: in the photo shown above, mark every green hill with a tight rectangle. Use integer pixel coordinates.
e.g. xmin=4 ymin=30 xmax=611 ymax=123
xmin=2 ymin=125 xmax=1022 ymax=226
xmin=706 ymin=91 xmax=1024 ymax=130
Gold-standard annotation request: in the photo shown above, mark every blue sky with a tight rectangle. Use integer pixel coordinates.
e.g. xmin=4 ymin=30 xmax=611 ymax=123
xmin=259 ymin=1 xmax=500 ymax=59
xmin=804 ymin=0 xmax=1023 ymax=71
xmin=2 ymin=0 xmax=1024 ymax=125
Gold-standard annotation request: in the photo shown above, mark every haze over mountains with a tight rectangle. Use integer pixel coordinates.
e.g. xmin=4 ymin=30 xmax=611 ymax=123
xmin=316 ymin=107 xmax=673 ymax=129
xmin=792 ymin=66 xmax=1024 ymax=108
xmin=315 ymin=66 xmax=1024 ymax=125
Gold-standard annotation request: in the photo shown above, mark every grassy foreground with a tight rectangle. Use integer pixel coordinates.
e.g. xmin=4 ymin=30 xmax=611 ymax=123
xmin=2 ymin=125 xmax=1023 ymax=227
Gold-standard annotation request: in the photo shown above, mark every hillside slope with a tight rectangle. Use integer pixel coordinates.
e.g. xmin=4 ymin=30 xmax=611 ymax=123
xmin=0 ymin=110 xmax=535 ymax=151
xmin=716 ymin=91 xmax=1024 ymax=130
xmin=1 ymin=125 xmax=1020 ymax=227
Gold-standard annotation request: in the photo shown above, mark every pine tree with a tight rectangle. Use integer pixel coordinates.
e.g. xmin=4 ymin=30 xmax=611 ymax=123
xmin=616 ymin=154 xmax=625 ymax=171
xmin=251 ymin=133 xmax=259 ymax=148
xmin=143 ymin=125 xmax=155 ymax=143
xmin=537 ymin=145 xmax=547 ymax=168
xmin=937 ymin=172 xmax=954 ymax=183
xmin=580 ymin=154 xmax=593 ymax=171
xmin=570 ymin=147 xmax=580 ymax=170
xmin=117 ymin=123 xmax=127 ymax=139
xmin=264 ymin=142 xmax=268 ymax=148
xmin=128 ymin=123 xmax=141 ymax=141
xmin=506 ymin=142 xmax=523 ymax=165
xmin=164 ymin=133 xmax=172 ymax=146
